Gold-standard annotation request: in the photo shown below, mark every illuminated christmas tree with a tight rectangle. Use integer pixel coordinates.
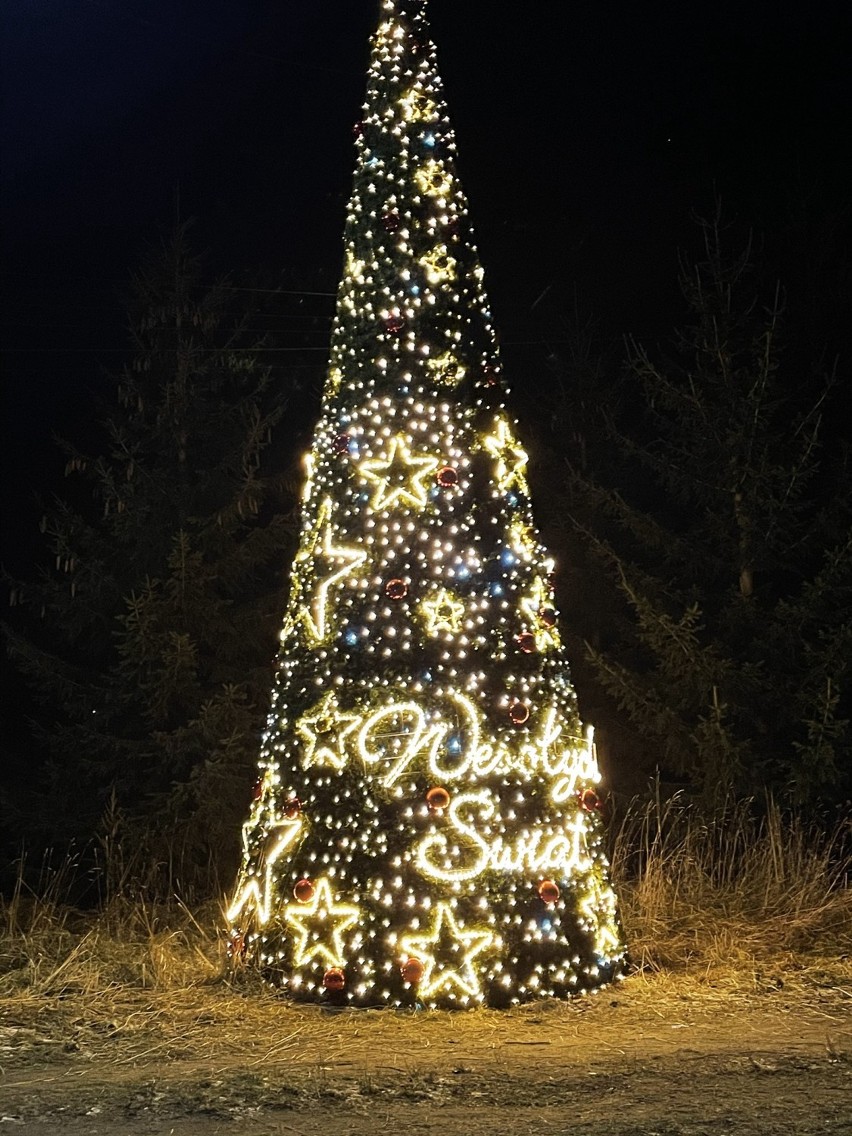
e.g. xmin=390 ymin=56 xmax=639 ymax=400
xmin=227 ymin=0 xmax=626 ymax=1008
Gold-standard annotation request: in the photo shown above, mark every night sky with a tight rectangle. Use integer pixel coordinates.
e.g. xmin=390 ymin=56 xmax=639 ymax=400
xmin=2 ymin=0 xmax=850 ymax=570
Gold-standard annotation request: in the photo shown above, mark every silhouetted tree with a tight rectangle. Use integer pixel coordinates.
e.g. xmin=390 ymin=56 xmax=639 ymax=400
xmin=551 ymin=213 xmax=851 ymax=809
xmin=4 ymin=224 xmax=298 ymax=891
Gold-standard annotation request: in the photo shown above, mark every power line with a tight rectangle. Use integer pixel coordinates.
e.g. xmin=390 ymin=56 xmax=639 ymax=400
xmin=1 ymin=346 xmax=332 ymax=355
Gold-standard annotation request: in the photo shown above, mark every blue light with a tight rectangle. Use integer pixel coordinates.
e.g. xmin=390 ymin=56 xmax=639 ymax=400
xmin=446 ymin=734 xmax=463 ymax=756
xmin=344 ymin=629 xmax=359 ymax=646
xmin=500 ymin=549 xmax=516 ymax=567
xmin=489 ymin=582 xmax=504 ymax=597
xmin=410 ymin=284 xmax=421 ymax=296
xmin=422 ymin=132 xmax=436 ymax=147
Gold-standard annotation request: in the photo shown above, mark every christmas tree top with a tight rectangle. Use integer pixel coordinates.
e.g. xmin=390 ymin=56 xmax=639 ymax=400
xmin=227 ymin=0 xmax=626 ymax=1009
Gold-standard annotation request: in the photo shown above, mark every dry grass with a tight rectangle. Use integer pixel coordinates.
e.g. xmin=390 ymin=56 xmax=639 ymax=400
xmin=611 ymin=793 xmax=852 ymax=1000
xmin=0 ymin=858 xmax=223 ymax=1000
xmin=1 ymin=796 xmax=849 ymax=1011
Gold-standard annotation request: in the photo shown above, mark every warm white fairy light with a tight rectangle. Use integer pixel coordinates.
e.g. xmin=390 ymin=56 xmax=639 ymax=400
xmin=226 ymin=0 xmax=625 ymax=1008
xmin=483 ymin=415 xmax=530 ymax=493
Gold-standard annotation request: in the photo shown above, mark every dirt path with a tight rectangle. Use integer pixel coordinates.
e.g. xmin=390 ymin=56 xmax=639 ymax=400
xmin=2 ymin=979 xmax=850 ymax=1134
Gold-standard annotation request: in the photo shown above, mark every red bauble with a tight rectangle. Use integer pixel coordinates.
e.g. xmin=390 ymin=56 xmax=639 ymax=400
xmin=482 ymin=364 xmax=500 ymax=386
xmin=333 ymin=433 xmax=351 ymax=454
xmin=382 ymin=211 xmax=401 ymax=233
xmin=293 ymin=878 xmax=315 ymax=903
xmin=508 ymin=701 xmax=530 ymax=725
xmin=252 ymin=779 xmax=264 ymax=801
xmin=426 ymin=786 xmax=451 ymax=811
xmin=538 ymin=606 xmax=557 ymax=628
xmin=385 ymin=578 xmax=408 ymax=600
xmin=228 ymin=931 xmax=247 ymax=960
xmin=538 ymin=879 xmax=560 ymax=904
xmin=445 ymin=216 xmax=461 ymax=238
xmin=401 ymin=957 xmax=425 ymax=985
xmin=283 ymin=797 xmax=302 ymax=818
xmin=516 ymin=632 xmax=537 ymax=654
xmin=385 ymin=314 xmax=405 ymax=335
xmin=323 ymin=967 xmax=346 ymax=991
xmin=580 ymin=788 xmax=602 ymax=812
xmin=353 ymin=121 xmax=364 ymax=138
xmin=436 ymin=466 xmax=458 ymax=487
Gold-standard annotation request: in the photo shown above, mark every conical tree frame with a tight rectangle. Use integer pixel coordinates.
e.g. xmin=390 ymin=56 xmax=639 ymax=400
xmin=228 ymin=0 xmax=626 ymax=1009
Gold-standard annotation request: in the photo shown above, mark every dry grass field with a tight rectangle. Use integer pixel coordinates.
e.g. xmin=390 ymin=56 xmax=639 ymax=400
xmin=2 ymin=798 xmax=850 ymax=1135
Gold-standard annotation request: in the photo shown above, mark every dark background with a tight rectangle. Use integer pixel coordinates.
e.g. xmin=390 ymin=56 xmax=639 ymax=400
xmin=2 ymin=0 xmax=850 ymax=756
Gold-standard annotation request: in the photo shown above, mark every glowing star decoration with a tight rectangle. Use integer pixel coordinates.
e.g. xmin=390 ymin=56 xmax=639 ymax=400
xmin=294 ymin=498 xmax=367 ymax=642
xmin=508 ymin=518 xmax=539 ymax=560
xmin=421 ymin=588 xmax=465 ymax=635
xmin=284 ymin=877 xmax=360 ymax=969
xmin=415 ymin=159 xmax=452 ymax=199
xmin=400 ymin=87 xmax=437 ymax=122
xmin=326 ymin=366 xmax=343 ymax=397
xmin=360 ymin=435 xmax=440 ymax=511
xmin=226 ymin=814 xmax=303 ymax=927
xmin=579 ymin=876 xmax=622 ymax=957
xmin=419 ymin=245 xmax=457 ymax=284
xmin=296 ymin=691 xmax=361 ymax=771
xmin=400 ymin=903 xmax=494 ymax=1001
xmin=426 ymin=351 xmax=465 ymax=387
xmin=483 ymin=415 xmax=529 ymax=493
xmin=520 ymin=577 xmax=561 ymax=651
xmin=345 ymin=250 xmax=368 ymax=283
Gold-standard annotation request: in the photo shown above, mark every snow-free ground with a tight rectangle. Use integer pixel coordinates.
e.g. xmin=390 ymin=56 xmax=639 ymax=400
xmin=2 ymin=973 xmax=850 ymax=1136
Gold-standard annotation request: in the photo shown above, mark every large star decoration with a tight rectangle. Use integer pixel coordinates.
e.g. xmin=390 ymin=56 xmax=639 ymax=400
xmin=519 ymin=577 xmax=561 ymax=651
xmin=296 ymin=691 xmax=361 ymax=771
xmin=415 ymin=159 xmax=452 ymax=199
xmin=400 ymin=903 xmax=494 ymax=1000
xmin=578 ymin=876 xmax=622 ymax=957
xmin=421 ymin=588 xmax=465 ymax=635
xmin=360 ymin=436 xmax=439 ymax=511
xmin=426 ymin=350 xmax=465 ymax=387
xmin=295 ymin=498 xmax=366 ymax=642
xmin=226 ymin=814 xmax=303 ymax=927
xmin=400 ymin=87 xmax=437 ymax=123
xmin=419 ymin=245 xmax=456 ymax=285
xmin=483 ymin=416 xmax=529 ymax=493
xmin=284 ymin=877 xmax=360 ymax=969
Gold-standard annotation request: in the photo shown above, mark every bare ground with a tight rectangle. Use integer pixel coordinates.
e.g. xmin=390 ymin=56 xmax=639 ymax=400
xmin=1 ymin=973 xmax=850 ymax=1136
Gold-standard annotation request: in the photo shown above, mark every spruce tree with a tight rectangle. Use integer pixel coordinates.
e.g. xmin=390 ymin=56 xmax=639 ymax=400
xmin=227 ymin=0 xmax=625 ymax=1009
xmin=556 ymin=214 xmax=851 ymax=806
xmin=4 ymin=224 xmax=295 ymax=889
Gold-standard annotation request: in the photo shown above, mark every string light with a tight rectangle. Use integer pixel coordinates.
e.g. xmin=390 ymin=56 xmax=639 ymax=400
xmin=227 ymin=0 xmax=626 ymax=1009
